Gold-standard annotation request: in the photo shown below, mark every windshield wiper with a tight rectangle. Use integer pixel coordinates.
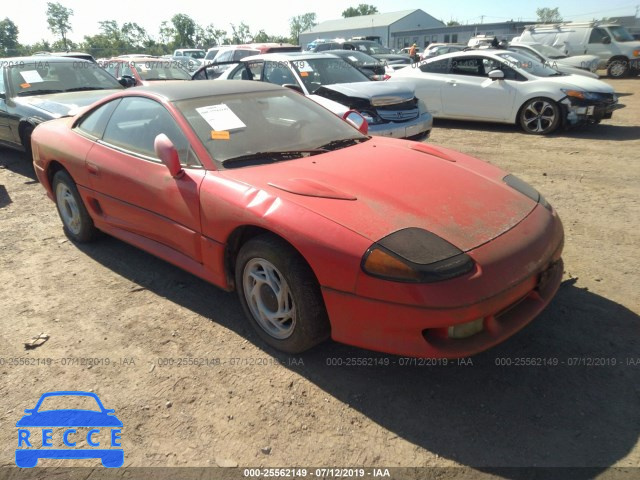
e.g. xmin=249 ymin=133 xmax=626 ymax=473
xmin=317 ymin=137 xmax=368 ymax=151
xmin=222 ymin=149 xmax=327 ymax=167
xmin=65 ymin=87 xmax=111 ymax=92
xmin=17 ymin=89 xmax=64 ymax=96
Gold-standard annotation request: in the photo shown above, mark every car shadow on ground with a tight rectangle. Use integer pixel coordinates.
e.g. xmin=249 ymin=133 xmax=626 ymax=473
xmin=433 ymin=119 xmax=640 ymax=141
xmin=0 ymin=148 xmax=37 ymax=182
xmin=75 ymin=236 xmax=639 ymax=477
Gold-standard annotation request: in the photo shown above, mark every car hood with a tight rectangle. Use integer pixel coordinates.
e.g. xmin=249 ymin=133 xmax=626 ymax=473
xmin=316 ymin=81 xmax=415 ymax=105
xmin=555 ymin=54 xmax=599 ymax=69
xmin=14 ymin=90 xmax=121 ymax=118
xmin=224 ymin=138 xmax=537 ymax=251
xmin=542 ymin=75 xmax=614 ymax=93
xmin=16 ymin=410 xmax=123 ymax=427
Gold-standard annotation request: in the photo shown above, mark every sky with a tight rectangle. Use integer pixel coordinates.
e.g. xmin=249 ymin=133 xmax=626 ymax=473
xmin=4 ymin=0 xmax=639 ymax=46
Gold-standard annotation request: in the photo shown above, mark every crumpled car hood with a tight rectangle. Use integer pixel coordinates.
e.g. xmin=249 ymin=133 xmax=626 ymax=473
xmin=14 ymin=89 xmax=121 ymax=118
xmin=317 ymin=81 xmax=415 ymax=105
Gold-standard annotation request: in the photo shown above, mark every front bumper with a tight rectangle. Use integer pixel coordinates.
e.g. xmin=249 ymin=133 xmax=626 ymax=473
xmin=562 ymin=95 xmax=625 ymax=125
xmin=368 ymin=111 xmax=433 ymax=139
xmin=322 ymin=205 xmax=564 ymax=358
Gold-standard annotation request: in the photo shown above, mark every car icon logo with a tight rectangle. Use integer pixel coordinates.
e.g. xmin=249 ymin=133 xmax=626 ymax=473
xmin=15 ymin=391 xmax=123 ymax=468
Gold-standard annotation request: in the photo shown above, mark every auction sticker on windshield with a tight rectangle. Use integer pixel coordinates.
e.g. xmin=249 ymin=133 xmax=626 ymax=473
xmin=196 ymin=104 xmax=246 ymax=131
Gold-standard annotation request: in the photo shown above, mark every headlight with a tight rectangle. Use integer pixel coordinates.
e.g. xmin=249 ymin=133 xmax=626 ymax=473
xmin=359 ymin=110 xmax=382 ymax=125
xmin=361 ymin=228 xmax=474 ymax=283
xmin=503 ymin=174 xmax=552 ymax=211
xmin=561 ymin=89 xmax=603 ymax=101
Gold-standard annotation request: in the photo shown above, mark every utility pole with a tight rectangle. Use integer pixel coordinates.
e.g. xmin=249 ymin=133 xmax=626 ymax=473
xmin=480 ymin=15 xmax=485 ymax=24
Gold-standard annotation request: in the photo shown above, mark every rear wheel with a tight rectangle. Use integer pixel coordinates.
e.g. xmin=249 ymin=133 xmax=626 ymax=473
xmin=607 ymin=58 xmax=629 ymax=78
xmin=52 ymin=170 xmax=98 ymax=242
xmin=518 ymin=97 xmax=560 ymax=135
xmin=235 ymin=235 xmax=330 ymax=353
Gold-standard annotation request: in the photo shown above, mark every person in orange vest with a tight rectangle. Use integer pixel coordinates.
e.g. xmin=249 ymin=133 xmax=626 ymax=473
xmin=409 ymin=43 xmax=417 ymax=62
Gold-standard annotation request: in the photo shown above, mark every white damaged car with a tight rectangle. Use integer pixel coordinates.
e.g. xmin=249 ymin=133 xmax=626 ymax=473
xmin=195 ymin=52 xmax=433 ymax=140
xmin=389 ymin=50 xmax=624 ymax=134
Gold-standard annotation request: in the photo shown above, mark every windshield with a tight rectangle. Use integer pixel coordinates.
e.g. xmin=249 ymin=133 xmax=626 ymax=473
xmin=608 ymin=26 xmax=635 ymax=42
xmin=183 ymin=50 xmax=205 ymax=59
xmin=205 ymin=50 xmax=219 ymax=60
xmin=530 ymin=44 xmax=568 ymax=59
xmin=290 ymin=58 xmax=370 ymax=93
xmin=133 ymin=60 xmax=191 ymax=80
xmin=174 ymin=89 xmax=367 ymax=167
xmin=9 ymin=60 xmax=122 ymax=96
xmin=335 ymin=50 xmax=380 ymax=65
xmin=358 ymin=43 xmax=392 ymax=54
xmin=496 ymin=51 xmax=563 ymax=77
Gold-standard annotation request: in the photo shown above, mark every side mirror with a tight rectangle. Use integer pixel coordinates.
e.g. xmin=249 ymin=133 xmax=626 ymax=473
xmin=0 ymin=92 xmax=5 ymax=100
xmin=342 ymin=110 xmax=368 ymax=135
xmin=283 ymin=83 xmax=304 ymax=94
xmin=118 ymin=76 xmax=135 ymax=88
xmin=488 ymin=69 xmax=505 ymax=80
xmin=154 ymin=134 xmax=184 ymax=178
xmin=602 ymin=36 xmax=611 ymax=44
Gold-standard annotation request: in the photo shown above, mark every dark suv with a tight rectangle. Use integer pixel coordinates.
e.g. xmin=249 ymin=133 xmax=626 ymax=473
xmin=0 ymin=56 xmax=122 ymax=158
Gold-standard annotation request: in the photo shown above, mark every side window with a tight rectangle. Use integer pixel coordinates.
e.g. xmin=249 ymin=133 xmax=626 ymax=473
xmin=263 ymin=62 xmax=297 ymax=86
xmin=217 ymin=51 xmax=233 ymax=62
xmin=104 ymin=62 xmax=118 ymax=78
xmin=102 ymin=97 xmax=192 ymax=165
xmin=589 ymin=28 xmax=608 ymax=44
xmin=483 ymin=58 xmax=525 ymax=81
xmin=121 ymin=63 xmax=134 ymax=77
xmin=230 ymin=62 xmax=262 ymax=81
xmin=0 ymin=68 xmax=5 ymax=95
xmin=451 ymin=57 xmax=484 ymax=76
xmin=75 ymin=99 xmax=121 ymax=139
xmin=420 ymin=58 xmax=449 ymax=73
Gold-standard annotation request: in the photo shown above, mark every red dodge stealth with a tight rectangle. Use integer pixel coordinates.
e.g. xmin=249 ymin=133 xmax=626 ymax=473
xmin=32 ymin=81 xmax=564 ymax=358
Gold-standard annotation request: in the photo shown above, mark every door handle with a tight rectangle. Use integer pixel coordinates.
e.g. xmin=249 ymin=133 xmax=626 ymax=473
xmin=87 ymin=162 xmax=100 ymax=176
xmin=446 ymin=80 xmax=457 ymax=85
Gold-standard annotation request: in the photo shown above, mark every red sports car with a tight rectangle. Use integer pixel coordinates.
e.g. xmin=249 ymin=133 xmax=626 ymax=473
xmin=32 ymin=81 xmax=564 ymax=358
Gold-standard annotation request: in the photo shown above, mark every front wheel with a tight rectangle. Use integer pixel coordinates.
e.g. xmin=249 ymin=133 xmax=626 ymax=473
xmin=235 ymin=235 xmax=330 ymax=353
xmin=52 ymin=170 xmax=98 ymax=242
xmin=518 ymin=98 xmax=561 ymax=135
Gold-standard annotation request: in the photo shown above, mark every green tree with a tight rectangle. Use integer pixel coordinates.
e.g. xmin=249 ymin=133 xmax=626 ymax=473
xmin=171 ymin=13 xmax=196 ymax=47
xmin=342 ymin=4 xmax=378 ymax=18
xmin=289 ymin=12 xmax=317 ymax=44
xmin=536 ymin=7 xmax=562 ymax=23
xmin=0 ymin=17 xmax=20 ymax=56
xmin=198 ymin=24 xmax=226 ymax=47
xmin=446 ymin=20 xmax=461 ymax=26
xmin=46 ymin=2 xmax=73 ymax=50
xmin=228 ymin=22 xmax=252 ymax=44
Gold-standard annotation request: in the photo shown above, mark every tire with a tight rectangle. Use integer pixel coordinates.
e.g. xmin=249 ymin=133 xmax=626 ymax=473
xmin=607 ymin=58 xmax=629 ymax=78
xmin=52 ymin=170 xmax=98 ymax=242
xmin=235 ymin=234 xmax=330 ymax=353
xmin=518 ymin=97 xmax=561 ymax=135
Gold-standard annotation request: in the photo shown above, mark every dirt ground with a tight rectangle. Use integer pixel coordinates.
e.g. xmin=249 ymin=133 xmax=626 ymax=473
xmin=0 ymin=78 xmax=638 ymax=480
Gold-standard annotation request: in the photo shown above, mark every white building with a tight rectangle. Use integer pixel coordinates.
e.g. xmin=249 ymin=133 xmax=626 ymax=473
xmin=299 ymin=9 xmax=444 ymax=49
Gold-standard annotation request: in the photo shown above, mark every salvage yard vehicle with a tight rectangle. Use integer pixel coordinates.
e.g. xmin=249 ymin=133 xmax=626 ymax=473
xmin=101 ymin=57 xmax=191 ymax=86
xmin=516 ymin=22 xmax=640 ymax=78
xmin=0 ymin=56 xmax=123 ymax=157
xmin=389 ymin=50 xmax=624 ymax=134
xmin=32 ymin=81 xmax=564 ymax=358
xmin=506 ymin=42 xmax=600 ymax=78
xmin=199 ymin=52 xmax=432 ymax=139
